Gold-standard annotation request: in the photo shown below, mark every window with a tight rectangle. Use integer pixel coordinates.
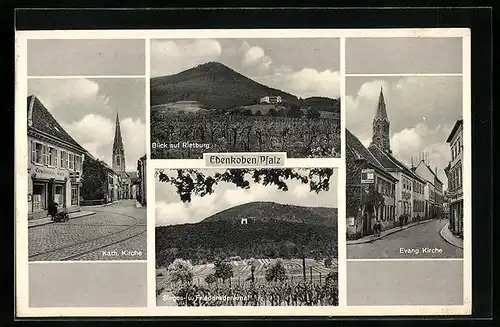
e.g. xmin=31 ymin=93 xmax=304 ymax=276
xmin=42 ymin=145 xmax=50 ymax=165
xmin=32 ymin=184 xmax=45 ymax=212
xmin=48 ymin=147 xmax=57 ymax=167
xmin=60 ymin=151 xmax=67 ymax=168
xmin=68 ymin=153 xmax=74 ymax=170
xmin=31 ymin=142 xmax=44 ymax=164
xmin=71 ymin=186 xmax=79 ymax=206
xmin=74 ymin=155 xmax=81 ymax=171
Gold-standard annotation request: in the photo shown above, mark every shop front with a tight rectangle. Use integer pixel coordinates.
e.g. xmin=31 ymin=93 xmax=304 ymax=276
xmin=448 ymin=190 xmax=463 ymax=238
xmin=28 ymin=165 xmax=82 ymax=220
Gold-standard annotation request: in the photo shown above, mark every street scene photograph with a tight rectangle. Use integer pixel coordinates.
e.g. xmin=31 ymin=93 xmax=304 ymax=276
xmin=27 ymin=77 xmax=147 ymax=261
xmin=155 ymin=167 xmax=339 ymax=306
xmin=345 ymin=74 xmax=464 ymax=259
xmin=150 ymin=37 xmax=341 ymax=159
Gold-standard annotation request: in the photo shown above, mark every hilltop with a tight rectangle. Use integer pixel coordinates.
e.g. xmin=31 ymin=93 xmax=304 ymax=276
xmin=202 ymin=201 xmax=337 ymax=227
xmin=150 ymin=62 xmax=340 ymax=112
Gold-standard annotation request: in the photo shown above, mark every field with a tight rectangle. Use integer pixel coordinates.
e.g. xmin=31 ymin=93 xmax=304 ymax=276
xmin=150 ymin=111 xmax=341 ymax=159
xmin=156 ymin=258 xmax=338 ymax=306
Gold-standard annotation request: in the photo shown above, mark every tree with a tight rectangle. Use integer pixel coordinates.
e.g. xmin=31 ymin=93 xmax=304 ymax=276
xmin=247 ymin=258 xmax=257 ymax=283
xmin=241 ymin=109 xmax=253 ymax=116
xmin=287 ymin=104 xmax=303 ymax=118
xmin=156 ymin=168 xmax=334 ymax=203
xmin=265 ymin=259 xmax=287 ymax=282
xmin=324 ymin=257 xmax=333 ymax=268
xmin=167 ymin=259 xmax=194 ymax=284
xmin=81 ymin=156 xmax=108 ymax=200
xmin=361 ymin=185 xmax=385 ymax=218
xmin=306 ymin=107 xmax=321 ymax=119
xmin=254 ymin=110 xmax=262 ymax=116
xmin=204 ymin=273 xmax=217 ymax=285
xmin=213 ymin=258 xmax=233 ymax=283
xmin=268 ymin=108 xmax=279 ymax=117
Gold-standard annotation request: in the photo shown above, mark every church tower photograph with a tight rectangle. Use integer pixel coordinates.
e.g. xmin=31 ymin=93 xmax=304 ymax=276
xmin=371 ymin=87 xmax=391 ymax=154
xmin=113 ymin=112 xmax=126 ymax=172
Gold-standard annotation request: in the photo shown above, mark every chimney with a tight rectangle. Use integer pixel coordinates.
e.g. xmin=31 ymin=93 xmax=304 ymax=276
xmin=411 ymin=156 xmax=414 ymax=168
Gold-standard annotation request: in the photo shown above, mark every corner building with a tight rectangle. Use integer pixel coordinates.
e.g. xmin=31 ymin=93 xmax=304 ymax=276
xmin=27 ymin=95 xmax=86 ymax=219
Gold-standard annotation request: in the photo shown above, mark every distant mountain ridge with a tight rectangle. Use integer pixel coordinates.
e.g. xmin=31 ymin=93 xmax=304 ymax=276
xmin=150 ymin=62 xmax=340 ymax=111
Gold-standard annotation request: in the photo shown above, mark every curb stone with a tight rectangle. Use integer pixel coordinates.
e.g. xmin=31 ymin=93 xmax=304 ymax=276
xmin=347 ymin=219 xmax=435 ymax=245
xmin=439 ymin=222 xmax=464 ymax=249
xmin=28 ymin=211 xmax=96 ymax=228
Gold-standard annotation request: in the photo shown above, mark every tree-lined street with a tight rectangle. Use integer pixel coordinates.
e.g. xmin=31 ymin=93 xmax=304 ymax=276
xmin=29 ymin=200 xmax=146 ymax=261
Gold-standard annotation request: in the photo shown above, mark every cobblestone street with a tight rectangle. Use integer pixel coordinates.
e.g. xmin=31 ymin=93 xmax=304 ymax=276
xmin=29 ymin=200 xmax=146 ymax=261
xmin=347 ymin=219 xmax=463 ymax=259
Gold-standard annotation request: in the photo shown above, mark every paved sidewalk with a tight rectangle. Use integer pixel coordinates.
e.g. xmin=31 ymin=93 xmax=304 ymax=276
xmin=28 ymin=211 xmax=96 ymax=228
xmin=440 ymin=222 xmax=463 ymax=249
xmin=347 ymin=218 xmax=435 ymax=245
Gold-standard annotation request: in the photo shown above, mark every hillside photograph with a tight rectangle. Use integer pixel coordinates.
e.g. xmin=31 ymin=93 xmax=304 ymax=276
xmin=155 ymin=168 xmax=339 ymax=306
xmin=150 ymin=38 xmax=341 ymax=159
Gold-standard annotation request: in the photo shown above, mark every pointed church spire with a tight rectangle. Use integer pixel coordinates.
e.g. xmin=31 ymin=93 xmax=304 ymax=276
xmin=371 ymin=86 xmax=391 ymax=153
xmin=113 ymin=112 xmax=124 ymax=156
xmin=374 ymin=87 xmax=389 ymax=121
xmin=112 ymin=111 xmax=126 ymax=172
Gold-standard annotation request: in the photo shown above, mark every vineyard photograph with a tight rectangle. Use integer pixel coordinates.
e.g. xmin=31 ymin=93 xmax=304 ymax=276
xmin=150 ymin=38 xmax=341 ymax=159
xmin=155 ymin=168 xmax=339 ymax=306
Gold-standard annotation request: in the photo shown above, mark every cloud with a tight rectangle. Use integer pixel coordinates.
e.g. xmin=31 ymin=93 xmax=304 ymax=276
xmin=240 ymin=42 xmax=272 ymax=71
xmin=66 ymin=114 xmax=114 ymax=157
xmin=346 ymin=76 xmax=461 ymax=189
xmin=151 ymin=39 xmax=222 ymax=76
xmin=120 ymin=117 xmax=146 ymax=171
xmin=28 ymin=79 xmax=109 ymax=122
xmin=66 ymin=114 xmax=145 ymax=172
xmin=286 ymin=68 xmax=341 ymax=98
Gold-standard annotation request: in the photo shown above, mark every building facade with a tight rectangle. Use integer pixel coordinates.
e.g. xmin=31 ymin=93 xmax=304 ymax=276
xmin=260 ymin=95 xmax=282 ymax=104
xmin=346 ymin=129 xmax=397 ymax=240
xmin=413 ymin=160 xmax=444 ymax=219
xmin=136 ymin=154 xmax=147 ymax=206
xmin=27 ymin=95 xmax=86 ymax=220
xmin=445 ymin=119 xmax=464 ymax=238
xmin=412 ymin=177 xmax=426 ymax=220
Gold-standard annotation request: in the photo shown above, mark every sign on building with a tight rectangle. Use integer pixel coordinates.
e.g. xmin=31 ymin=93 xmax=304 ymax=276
xmin=361 ymin=169 xmax=375 ymax=184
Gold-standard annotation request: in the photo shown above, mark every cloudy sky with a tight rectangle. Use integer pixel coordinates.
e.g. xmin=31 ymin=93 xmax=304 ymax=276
xmin=155 ymin=168 xmax=338 ymax=227
xmin=151 ymin=38 xmax=341 ymax=98
xmin=346 ymin=76 xmax=463 ymax=188
xmin=28 ymin=78 xmax=146 ymax=172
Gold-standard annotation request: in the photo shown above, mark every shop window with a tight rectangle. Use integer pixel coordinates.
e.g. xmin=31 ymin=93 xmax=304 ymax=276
xmin=54 ymin=185 xmax=63 ymax=206
xmin=32 ymin=184 xmax=45 ymax=212
xmin=71 ymin=185 xmax=79 ymax=206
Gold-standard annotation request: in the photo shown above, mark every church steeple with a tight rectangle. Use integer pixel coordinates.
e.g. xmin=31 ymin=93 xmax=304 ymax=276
xmin=112 ymin=112 xmax=126 ymax=172
xmin=371 ymin=87 xmax=391 ymax=153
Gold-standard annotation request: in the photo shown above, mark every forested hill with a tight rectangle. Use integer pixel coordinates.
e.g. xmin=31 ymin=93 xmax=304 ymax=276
xmin=155 ymin=202 xmax=338 ymax=267
xmin=150 ymin=61 xmax=340 ymax=111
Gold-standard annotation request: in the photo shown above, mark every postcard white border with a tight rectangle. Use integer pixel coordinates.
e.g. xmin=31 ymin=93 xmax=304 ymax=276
xmin=15 ymin=28 xmax=472 ymax=317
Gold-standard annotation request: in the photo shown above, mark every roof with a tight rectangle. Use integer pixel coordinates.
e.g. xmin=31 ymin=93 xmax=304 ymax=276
xmin=368 ymin=144 xmax=426 ymax=184
xmin=412 ymin=160 xmax=443 ymax=185
xmin=374 ymin=87 xmax=389 ymax=121
xmin=345 ymin=129 xmax=397 ymax=182
xmin=28 ymin=95 xmax=86 ymax=153
xmin=446 ymin=119 xmax=463 ymax=143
